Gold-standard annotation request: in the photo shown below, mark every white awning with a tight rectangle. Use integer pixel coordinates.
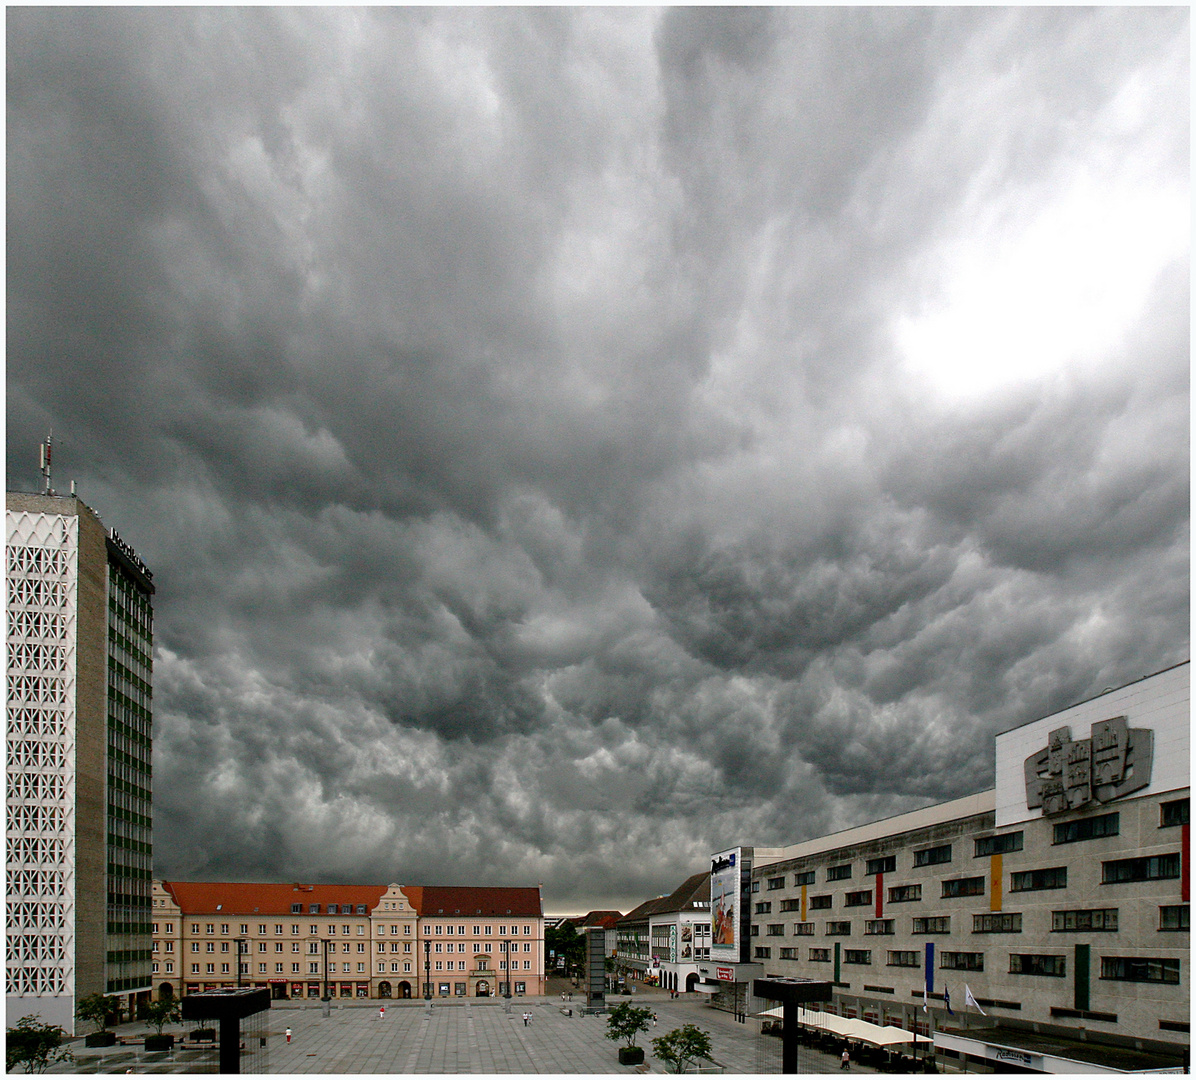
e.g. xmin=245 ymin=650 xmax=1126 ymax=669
xmin=691 ymin=983 xmax=719 ymax=994
xmin=754 ymin=1007 xmax=917 ymax=1048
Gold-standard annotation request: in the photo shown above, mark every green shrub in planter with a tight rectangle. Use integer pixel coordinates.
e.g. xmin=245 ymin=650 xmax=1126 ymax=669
xmin=84 ymin=1031 xmax=117 ymax=1048
xmin=618 ymin=1046 xmax=646 ymax=1066
xmin=144 ymin=1034 xmax=175 ymax=1052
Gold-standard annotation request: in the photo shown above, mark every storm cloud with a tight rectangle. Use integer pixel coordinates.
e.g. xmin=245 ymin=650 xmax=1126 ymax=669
xmin=7 ymin=8 xmax=1188 ymax=910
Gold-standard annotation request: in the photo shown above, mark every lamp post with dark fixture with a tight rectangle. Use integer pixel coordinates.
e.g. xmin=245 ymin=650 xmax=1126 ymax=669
xmin=424 ymin=940 xmax=431 ymax=1000
xmin=233 ymin=939 xmax=246 ymax=988
xmin=503 ymin=939 xmax=512 ymax=998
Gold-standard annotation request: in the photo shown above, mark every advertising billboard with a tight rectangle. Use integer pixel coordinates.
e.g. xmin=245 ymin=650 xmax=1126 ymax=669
xmin=710 ymin=847 xmax=742 ymax=961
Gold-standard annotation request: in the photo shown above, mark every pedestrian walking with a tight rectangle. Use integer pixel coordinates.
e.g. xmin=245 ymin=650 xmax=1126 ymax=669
xmin=285 ymin=1027 xmax=292 ymax=1044
xmin=652 ymin=1013 xmax=657 ymax=1027
xmin=840 ymin=1048 xmax=850 ymax=1070
xmin=378 ymin=1005 xmax=385 ymax=1020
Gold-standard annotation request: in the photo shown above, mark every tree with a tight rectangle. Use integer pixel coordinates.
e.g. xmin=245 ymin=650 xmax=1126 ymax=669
xmin=6 ymin=1016 xmax=73 ymax=1074
xmin=652 ymin=1023 xmax=715 ymax=1074
xmin=138 ymin=998 xmax=181 ymax=1036
xmin=604 ymin=1001 xmax=654 ymax=1049
xmin=76 ymin=993 xmax=118 ymax=1033
xmin=545 ymin=922 xmax=587 ymax=974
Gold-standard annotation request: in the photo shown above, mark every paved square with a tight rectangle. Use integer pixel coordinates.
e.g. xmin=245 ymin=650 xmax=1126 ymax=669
xmin=52 ymin=992 xmax=883 ymax=1074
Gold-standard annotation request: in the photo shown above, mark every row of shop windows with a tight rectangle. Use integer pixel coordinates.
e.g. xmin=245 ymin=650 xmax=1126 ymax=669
xmin=760 ymin=947 xmax=1181 ymax=983
xmin=757 ymin=801 xmax=1188 ymax=891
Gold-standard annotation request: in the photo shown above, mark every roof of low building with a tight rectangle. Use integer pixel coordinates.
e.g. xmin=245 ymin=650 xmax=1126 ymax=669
xmin=160 ymin=881 xmax=388 ymax=915
xmin=400 ymin=885 xmax=543 ymax=918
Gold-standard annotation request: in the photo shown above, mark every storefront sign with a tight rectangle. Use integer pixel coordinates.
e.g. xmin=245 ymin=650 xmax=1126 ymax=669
xmin=992 ymin=1048 xmax=1034 ymax=1067
xmin=716 ymin=966 xmax=734 ymax=982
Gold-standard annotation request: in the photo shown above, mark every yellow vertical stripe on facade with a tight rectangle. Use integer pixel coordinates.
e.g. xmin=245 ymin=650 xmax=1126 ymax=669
xmin=801 ymin=884 xmax=807 ymax=922
xmin=990 ymin=853 xmax=1002 ymax=911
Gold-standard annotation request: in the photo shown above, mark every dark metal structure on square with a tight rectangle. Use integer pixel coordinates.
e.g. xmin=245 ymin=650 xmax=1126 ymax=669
xmin=181 ymin=987 xmax=271 ymax=1073
xmin=754 ymin=977 xmax=833 ymax=1074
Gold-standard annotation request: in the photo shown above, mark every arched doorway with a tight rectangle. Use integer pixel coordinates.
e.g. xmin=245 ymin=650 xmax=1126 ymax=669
xmin=398 ymin=982 xmax=411 ymax=999
xmin=476 ymin=981 xmax=490 ymax=997
xmin=159 ymin=983 xmax=173 ymax=1000
xmin=378 ymin=981 xmax=392 ymax=998
xmin=685 ymin=973 xmax=698 ymax=993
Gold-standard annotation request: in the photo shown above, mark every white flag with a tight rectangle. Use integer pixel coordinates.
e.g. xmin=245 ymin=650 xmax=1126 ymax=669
xmin=922 ymin=986 xmax=928 ymax=1013
xmin=964 ymin=984 xmax=987 ymax=1016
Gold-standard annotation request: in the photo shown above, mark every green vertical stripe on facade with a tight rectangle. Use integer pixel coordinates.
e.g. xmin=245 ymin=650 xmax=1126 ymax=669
xmin=834 ymin=941 xmax=840 ymax=984
xmin=1074 ymin=943 xmax=1090 ymax=1011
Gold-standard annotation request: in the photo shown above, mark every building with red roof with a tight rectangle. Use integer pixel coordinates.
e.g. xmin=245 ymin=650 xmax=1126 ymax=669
xmin=152 ymin=879 xmax=545 ymax=1001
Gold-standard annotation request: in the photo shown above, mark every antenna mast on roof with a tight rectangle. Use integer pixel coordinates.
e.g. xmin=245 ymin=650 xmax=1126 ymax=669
xmin=39 ymin=431 xmax=54 ymax=495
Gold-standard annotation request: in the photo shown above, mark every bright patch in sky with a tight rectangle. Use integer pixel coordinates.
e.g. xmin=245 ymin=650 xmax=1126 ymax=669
xmin=897 ymin=175 xmax=1188 ymax=400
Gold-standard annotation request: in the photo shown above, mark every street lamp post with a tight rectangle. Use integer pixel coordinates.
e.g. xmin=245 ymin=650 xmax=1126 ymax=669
xmin=424 ymin=940 xmax=431 ymax=1000
xmin=503 ymin=940 xmax=512 ymax=998
xmin=322 ymin=940 xmax=330 ymax=1001
xmin=233 ymin=939 xmax=246 ymax=988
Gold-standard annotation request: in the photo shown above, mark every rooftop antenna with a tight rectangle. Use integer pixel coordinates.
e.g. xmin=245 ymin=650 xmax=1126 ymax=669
xmin=39 ymin=431 xmax=54 ymax=495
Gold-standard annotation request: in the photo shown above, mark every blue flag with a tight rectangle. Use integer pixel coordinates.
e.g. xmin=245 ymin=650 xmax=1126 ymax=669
xmin=944 ymin=985 xmax=954 ymax=1016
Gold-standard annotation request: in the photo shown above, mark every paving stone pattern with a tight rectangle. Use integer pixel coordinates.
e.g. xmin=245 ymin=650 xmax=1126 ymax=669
xmin=52 ymin=994 xmax=880 ymax=1074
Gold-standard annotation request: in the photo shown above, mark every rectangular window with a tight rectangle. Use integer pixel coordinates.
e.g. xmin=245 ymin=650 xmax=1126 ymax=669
xmin=809 ymin=949 xmax=831 ymax=962
xmin=844 ymin=891 xmax=873 ymax=907
xmin=942 ymin=876 xmax=985 ymax=898
xmin=767 ymin=877 xmax=785 ymax=891
xmin=1054 ymin=812 xmax=1119 ymax=845
xmin=974 ymin=832 xmax=1023 ymax=857
xmin=206 ymin=924 xmax=214 ymax=934
xmin=780 ymin=899 xmax=801 ymax=912
xmin=328 ymin=905 xmax=339 ymax=915
xmin=865 ymin=856 xmax=896 ymax=875
xmin=865 ymin=920 xmax=894 ymax=935
xmin=973 ymin=913 xmax=1022 ymax=933
xmin=309 ymin=905 xmax=320 ymax=914
xmin=912 ymin=917 xmax=950 ymax=934
xmin=1102 ymin=854 xmax=1181 ymax=884
xmin=941 ymin=952 xmax=984 ymax=971
xmin=755 ymin=901 xmax=772 ymax=914
xmin=754 ymin=947 xmax=772 ymax=959
xmin=191 ymin=964 xmax=199 ymax=973
xmin=206 ymin=963 xmax=215 ymax=974
xmin=794 ymin=871 xmax=816 ymax=886
xmin=1011 ymin=867 xmax=1068 ymax=891
xmin=1052 ymin=908 xmax=1118 ymax=932
xmin=1160 ymin=906 xmax=1190 ymax=931
xmin=291 ymin=904 xmax=302 ymax=914
xmin=794 ymin=923 xmax=815 ymax=936
xmin=914 ymin=845 xmax=952 ymax=867
xmin=766 ymin=924 xmax=785 ymax=937
xmin=826 ymin=921 xmax=851 ymax=936
xmin=844 ymin=950 xmax=871 ymax=965
xmin=887 ymin=951 xmax=919 ymax=968
xmin=827 ymin=864 xmax=852 ymax=881
xmin=1101 ymin=957 xmax=1180 ymax=984
xmin=779 ymin=947 xmax=799 ymax=959
xmin=1160 ymin=799 xmax=1189 ymax=827
xmin=888 ymin=884 xmax=922 ymax=903
xmin=810 ymin=895 xmax=833 ymax=910
xmin=1010 ymin=954 xmax=1066 ymax=977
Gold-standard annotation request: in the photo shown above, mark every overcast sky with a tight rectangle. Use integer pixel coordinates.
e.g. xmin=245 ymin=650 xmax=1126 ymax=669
xmin=8 ymin=8 xmax=1188 ymax=912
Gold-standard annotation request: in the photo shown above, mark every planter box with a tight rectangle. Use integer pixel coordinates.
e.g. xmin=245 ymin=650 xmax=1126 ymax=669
xmin=84 ymin=1031 xmax=117 ymax=1048
xmin=145 ymin=1034 xmax=175 ymax=1051
xmin=188 ymin=1028 xmax=217 ymax=1043
xmin=618 ymin=1047 xmax=645 ymax=1066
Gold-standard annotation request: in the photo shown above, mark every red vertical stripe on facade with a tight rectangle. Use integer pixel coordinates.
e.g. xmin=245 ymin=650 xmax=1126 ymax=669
xmin=876 ymin=873 xmax=883 ymax=918
xmin=1182 ymin=823 xmax=1190 ymax=902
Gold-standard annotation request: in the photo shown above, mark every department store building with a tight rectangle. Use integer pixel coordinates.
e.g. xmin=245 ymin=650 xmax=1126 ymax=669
xmin=745 ymin=662 xmax=1188 ymax=1072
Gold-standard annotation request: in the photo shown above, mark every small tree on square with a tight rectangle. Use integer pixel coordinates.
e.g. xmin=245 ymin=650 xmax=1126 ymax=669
xmin=6 ymin=1016 xmax=73 ymax=1074
xmin=605 ymin=1001 xmax=654 ymax=1049
xmin=652 ymin=1023 xmax=714 ymax=1074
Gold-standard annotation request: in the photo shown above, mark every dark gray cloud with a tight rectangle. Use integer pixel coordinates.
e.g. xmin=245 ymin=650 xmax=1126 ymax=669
xmin=7 ymin=8 xmax=1188 ymax=911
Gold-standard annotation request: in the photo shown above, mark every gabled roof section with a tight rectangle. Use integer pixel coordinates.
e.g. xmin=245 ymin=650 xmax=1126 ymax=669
xmin=663 ymin=872 xmax=710 ymax=911
xmin=161 ymin=881 xmax=388 ymax=916
xmin=400 ymin=885 xmax=542 ymax=918
xmin=576 ymin=910 xmax=622 ymax=929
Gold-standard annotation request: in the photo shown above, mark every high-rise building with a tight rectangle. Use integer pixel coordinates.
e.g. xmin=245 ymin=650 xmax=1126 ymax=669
xmin=6 ymin=491 xmax=155 ymax=1032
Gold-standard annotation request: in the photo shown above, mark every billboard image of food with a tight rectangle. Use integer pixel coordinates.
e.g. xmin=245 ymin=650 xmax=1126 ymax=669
xmin=710 ymin=849 xmax=739 ymax=955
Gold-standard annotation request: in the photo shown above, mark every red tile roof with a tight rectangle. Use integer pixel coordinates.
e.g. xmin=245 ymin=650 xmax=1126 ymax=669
xmin=161 ymin=881 xmax=389 ymax=916
xmin=400 ymin=885 xmax=542 ymax=918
